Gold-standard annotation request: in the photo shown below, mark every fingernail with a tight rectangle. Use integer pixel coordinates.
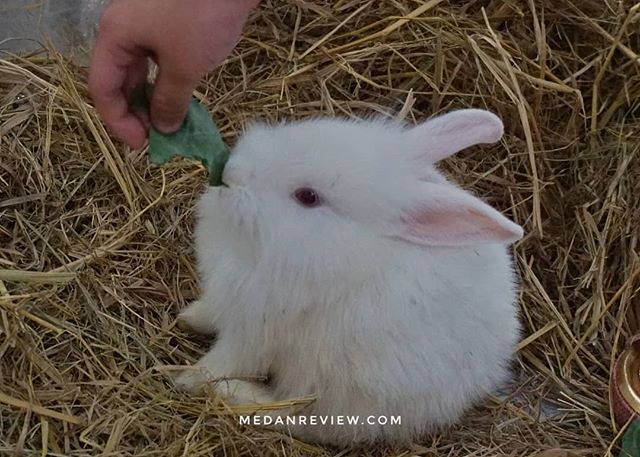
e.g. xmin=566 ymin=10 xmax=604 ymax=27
xmin=153 ymin=120 xmax=181 ymax=134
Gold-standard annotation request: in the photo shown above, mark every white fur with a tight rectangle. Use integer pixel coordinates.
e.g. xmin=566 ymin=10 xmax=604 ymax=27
xmin=175 ymin=109 xmax=523 ymax=446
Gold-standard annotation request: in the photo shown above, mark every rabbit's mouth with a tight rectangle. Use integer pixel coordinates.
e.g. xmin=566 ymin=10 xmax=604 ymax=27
xmin=220 ymin=160 xmax=242 ymax=187
xmin=219 ymin=164 xmax=232 ymax=188
xmin=209 ymin=185 xmax=261 ymax=240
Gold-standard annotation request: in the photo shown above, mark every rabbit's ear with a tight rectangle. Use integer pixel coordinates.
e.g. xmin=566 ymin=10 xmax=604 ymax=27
xmin=392 ymin=182 xmax=523 ymax=246
xmin=407 ymin=109 xmax=503 ymax=163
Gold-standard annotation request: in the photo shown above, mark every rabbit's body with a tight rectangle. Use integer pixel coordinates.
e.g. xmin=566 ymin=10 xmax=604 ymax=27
xmin=176 ymin=110 xmax=523 ymax=446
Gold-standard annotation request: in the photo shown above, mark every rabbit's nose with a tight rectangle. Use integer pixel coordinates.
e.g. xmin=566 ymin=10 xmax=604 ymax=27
xmin=222 ymin=156 xmax=255 ymax=186
xmin=222 ymin=154 xmax=258 ymax=186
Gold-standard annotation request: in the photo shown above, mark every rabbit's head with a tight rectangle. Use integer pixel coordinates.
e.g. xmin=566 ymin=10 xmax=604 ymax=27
xmin=208 ymin=109 xmax=523 ymax=292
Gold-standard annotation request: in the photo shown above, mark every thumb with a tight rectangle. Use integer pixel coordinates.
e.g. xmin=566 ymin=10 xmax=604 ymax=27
xmin=150 ymin=66 xmax=198 ymax=134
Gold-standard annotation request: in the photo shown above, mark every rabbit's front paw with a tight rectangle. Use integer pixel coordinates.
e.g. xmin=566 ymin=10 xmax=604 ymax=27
xmin=216 ymin=379 xmax=276 ymax=405
xmin=177 ymin=300 xmax=216 ymax=335
xmin=173 ymin=367 xmax=213 ymax=394
xmin=174 ymin=341 xmax=243 ymax=393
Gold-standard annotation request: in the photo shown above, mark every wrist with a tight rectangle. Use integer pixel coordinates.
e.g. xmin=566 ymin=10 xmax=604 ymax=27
xmin=213 ymin=0 xmax=259 ymax=21
xmin=218 ymin=0 xmax=260 ymax=9
xmin=230 ymin=0 xmax=260 ymax=13
xmin=242 ymin=0 xmax=260 ymax=14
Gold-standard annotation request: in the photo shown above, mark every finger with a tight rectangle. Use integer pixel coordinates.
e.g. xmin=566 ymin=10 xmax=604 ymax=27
xmin=124 ymin=57 xmax=149 ymax=96
xmin=150 ymin=63 xmax=199 ymax=134
xmin=124 ymin=58 xmax=151 ymax=130
xmin=88 ymin=20 xmax=148 ymax=149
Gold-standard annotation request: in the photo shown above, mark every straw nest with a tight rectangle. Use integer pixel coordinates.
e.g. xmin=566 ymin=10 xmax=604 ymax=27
xmin=1 ymin=0 xmax=639 ymax=455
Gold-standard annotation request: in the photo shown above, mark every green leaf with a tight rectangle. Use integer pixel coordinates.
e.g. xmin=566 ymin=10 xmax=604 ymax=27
xmin=620 ymin=420 xmax=640 ymax=457
xmin=129 ymin=84 xmax=229 ymax=186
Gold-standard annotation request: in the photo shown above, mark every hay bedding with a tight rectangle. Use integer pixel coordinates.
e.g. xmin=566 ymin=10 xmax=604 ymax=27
xmin=0 ymin=0 xmax=639 ymax=455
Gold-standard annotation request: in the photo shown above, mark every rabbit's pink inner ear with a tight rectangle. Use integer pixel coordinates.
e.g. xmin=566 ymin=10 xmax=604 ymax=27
xmin=396 ymin=184 xmax=523 ymax=246
xmin=402 ymin=208 xmax=522 ymax=246
xmin=408 ymin=109 xmax=504 ymax=164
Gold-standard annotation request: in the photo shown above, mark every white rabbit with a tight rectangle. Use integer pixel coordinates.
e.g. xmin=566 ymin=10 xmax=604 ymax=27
xmin=175 ymin=109 xmax=524 ymax=446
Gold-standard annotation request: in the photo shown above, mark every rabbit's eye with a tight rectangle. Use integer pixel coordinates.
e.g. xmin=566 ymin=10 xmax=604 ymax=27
xmin=293 ymin=187 xmax=322 ymax=208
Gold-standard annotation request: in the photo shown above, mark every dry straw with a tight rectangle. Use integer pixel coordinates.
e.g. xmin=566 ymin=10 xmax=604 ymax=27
xmin=1 ymin=0 xmax=639 ymax=455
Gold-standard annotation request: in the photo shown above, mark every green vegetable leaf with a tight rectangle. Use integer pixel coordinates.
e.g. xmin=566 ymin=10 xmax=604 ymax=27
xmin=620 ymin=420 xmax=640 ymax=457
xmin=130 ymin=84 xmax=229 ymax=186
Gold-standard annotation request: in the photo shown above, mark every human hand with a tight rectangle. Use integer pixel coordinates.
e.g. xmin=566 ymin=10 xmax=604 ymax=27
xmin=88 ymin=0 xmax=258 ymax=149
